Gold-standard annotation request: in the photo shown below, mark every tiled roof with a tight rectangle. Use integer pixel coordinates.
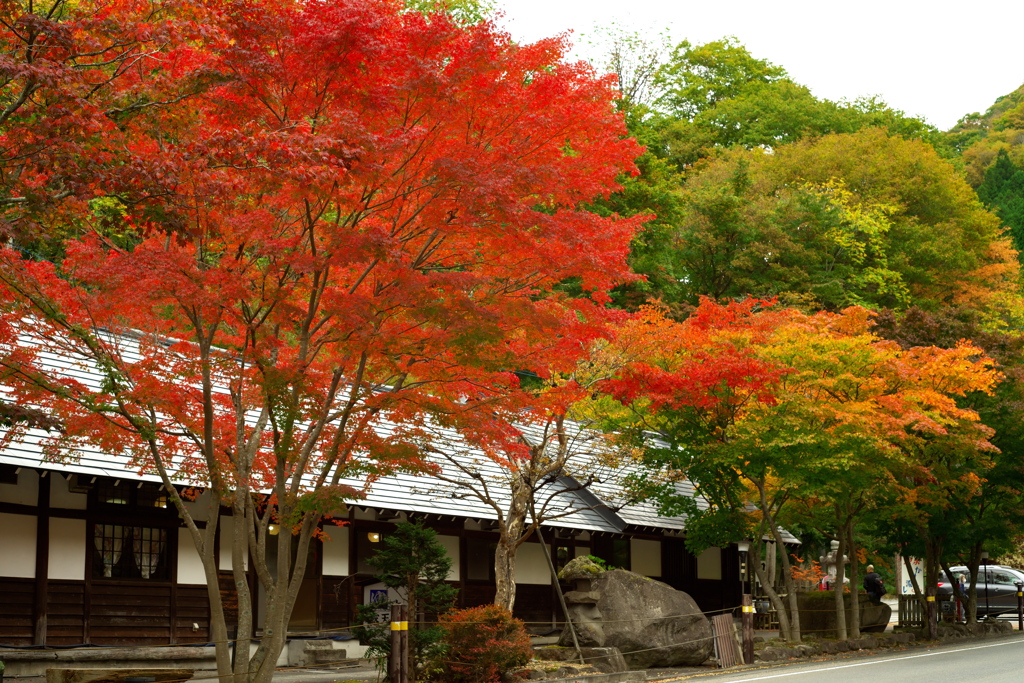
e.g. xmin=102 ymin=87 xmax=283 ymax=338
xmin=0 ymin=326 xmax=798 ymax=543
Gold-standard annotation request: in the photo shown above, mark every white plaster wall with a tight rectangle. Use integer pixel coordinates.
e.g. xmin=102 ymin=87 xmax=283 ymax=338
xmin=183 ymin=489 xmax=212 ymax=522
xmin=438 ymin=534 xmax=460 ymax=581
xmin=353 ymin=507 xmax=376 ymax=521
xmin=514 ymin=543 xmax=550 ymax=585
xmin=0 ymin=512 xmax=36 ymax=577
xmin=48 ymin=517 xmax=86 ymax=580
xmin=50 ymin=474 xmax=88 ymax=510
xmin=575 ymin=546 xmax=591 ymax=558
xmin=697 ymin=546 xmax=722 ymax=580
xmin=178 ymin=528 xmax=207 ymax=584
xmin=218 ymin=515 xmax=246 ymax=570
xmin=631 ymin=539 xmax=662 ymax=577
xmin=321 ymin=524 xmax=350 ymax=576
xmin=0 ymin=468 xmax=38 ymax=505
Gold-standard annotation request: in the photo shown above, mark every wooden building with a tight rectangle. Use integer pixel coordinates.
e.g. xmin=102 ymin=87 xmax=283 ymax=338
xmin=0 ymin=453 xmax=755 ymax=648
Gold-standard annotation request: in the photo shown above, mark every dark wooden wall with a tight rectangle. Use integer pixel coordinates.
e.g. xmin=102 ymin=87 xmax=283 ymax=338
xmin=0 ymin=577 xmax=211 ymax=646
xmin=0 ymin=577 xmax=33 ymax=645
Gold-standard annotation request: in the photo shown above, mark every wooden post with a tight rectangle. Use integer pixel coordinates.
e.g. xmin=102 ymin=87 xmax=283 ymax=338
xmin=389 ymin=604 xmax=401 ymax=683
xmin=399 ymin=603 xmax=409 ymax=683
xmin=1016 ymin=582 xmax=1023 ymax=632
xmin=741 ymin=594 xmax=754 ymax=665
xmin=926 ymin=587 xmax=937 ymax=640
xmin=534 ymin=525 xmax=585 ymax=665
xmin=33 ymin=472 xmax=51 ymax=646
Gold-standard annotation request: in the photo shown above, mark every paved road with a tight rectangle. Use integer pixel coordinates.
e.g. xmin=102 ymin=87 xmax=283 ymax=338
xmin=653 ymin=634 xmax=1024 ymax=683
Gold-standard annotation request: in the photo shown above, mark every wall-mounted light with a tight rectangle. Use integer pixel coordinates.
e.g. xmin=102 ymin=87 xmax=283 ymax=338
xmin=268 ymin=524 xmax=280 ymax=536
xmin=368 ymin=532 xmax=381 ymax=543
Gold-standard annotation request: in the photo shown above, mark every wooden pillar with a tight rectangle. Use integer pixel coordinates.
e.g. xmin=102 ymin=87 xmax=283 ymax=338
xmin=399 ymin=603 xmax=409 ymax=683
xmin=741 ymin=594 xmax=754 ymax=665
xmin=389 ymin=604 xmax=401 ymax=683
xmin=32 ymin=472 xmax=51 ymax=646
xmin=926 ymin=586 xmax=937 ymax=640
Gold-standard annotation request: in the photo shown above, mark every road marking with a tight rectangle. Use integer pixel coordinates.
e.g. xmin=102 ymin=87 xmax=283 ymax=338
xmin=715 ymin=639 xmax=1024 ymax=681
xmin=653 ymin=637 xmax=1024 ymax=682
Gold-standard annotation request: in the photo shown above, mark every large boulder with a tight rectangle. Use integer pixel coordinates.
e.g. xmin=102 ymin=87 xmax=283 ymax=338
xmin=796 ymin=591 xmax=891 ymax=635
xmin=556 ymin=564 xmax=713 ymax=668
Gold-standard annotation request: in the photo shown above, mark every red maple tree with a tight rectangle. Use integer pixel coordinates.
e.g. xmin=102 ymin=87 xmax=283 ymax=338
xmin=0 ymin=0 xmax=224 ymax=242
xmin=0 ymin=2 xmax=643 ymax=679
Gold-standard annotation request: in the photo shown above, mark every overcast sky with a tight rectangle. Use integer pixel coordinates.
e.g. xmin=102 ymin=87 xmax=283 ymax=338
xmin=495 ymin=0 xmax=1024 ymax=131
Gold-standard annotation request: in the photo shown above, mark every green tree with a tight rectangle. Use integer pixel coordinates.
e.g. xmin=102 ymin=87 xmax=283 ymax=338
xmin=403 ymin=0 xmax=494 ymax=24
xmin=646 ymin=38 xmax=935 ymax=170
xmin=666 ymin=129 xmax=1019 ymax=314
xmin=355 ymin=520 xmax=458 ymax=683
xmin=654 ymin=37 xmax=788 ymax=120
xmin=977 ymin=148 xmax=1024 ymax=258
xmin=942 ymin=84 xmax=1024 ymax=185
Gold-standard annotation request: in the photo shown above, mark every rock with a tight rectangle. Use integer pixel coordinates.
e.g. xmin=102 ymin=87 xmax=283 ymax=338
xmin=796 ymin=592 xmax=891 ymax=636
xmin=557 ymin=569 xmax=713 ymax=668
xmin=559 ymin=556 xmax=606 ymax=582
xmin=795 ymin=644 xmax=818 ymax=657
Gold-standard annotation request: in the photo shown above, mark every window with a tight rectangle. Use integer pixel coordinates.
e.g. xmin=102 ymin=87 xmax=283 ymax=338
xmin=89 ymin=478 xmax=175 ymax=581
xmin=592 ymin=536 xmax=630 ymax=570
xmin=92 ymin=524 xmax=169 ymax=579
xmin=990 ymin=571 xmax=1017 ymax=586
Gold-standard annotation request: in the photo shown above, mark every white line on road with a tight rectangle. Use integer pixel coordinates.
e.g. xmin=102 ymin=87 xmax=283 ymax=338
xmin=718 ymin=638 xmax=1024 ymax=681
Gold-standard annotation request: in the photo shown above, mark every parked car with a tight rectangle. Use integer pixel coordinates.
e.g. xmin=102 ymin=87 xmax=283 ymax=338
xmin=936 ymin=565 xmax=1024 ymax=617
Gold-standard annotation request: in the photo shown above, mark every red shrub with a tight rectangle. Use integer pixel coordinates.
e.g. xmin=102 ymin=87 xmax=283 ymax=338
xmin=436 ymin=604 xmax=532 ymax=683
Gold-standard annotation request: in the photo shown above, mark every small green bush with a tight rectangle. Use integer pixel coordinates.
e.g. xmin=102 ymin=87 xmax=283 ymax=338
xmin=431 ymin=604 xmax=531 ymax=683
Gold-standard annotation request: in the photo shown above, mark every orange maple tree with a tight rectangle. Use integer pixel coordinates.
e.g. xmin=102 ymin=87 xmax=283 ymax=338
xmin=0 ymin=2 xmax=643 ymax=679
xmin=600 ymin=300 xmax=1000 ymax=641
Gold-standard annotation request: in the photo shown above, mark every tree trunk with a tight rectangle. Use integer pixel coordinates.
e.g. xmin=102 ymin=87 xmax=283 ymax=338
xmin=750 ymin=538 xmax=793 ymax=641
xmin=755 ymin=481 xmax=800 ymax=641
xmin=493 ymin=474 xmax=532 ymax=611
xmin=493 ymin=532 xmax=519 ymax=611
xmin=847 ymin=518 xmax=860 ymax=639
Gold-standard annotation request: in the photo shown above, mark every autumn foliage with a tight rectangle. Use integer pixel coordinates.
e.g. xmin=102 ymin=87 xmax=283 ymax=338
xmin=433 ymin=604 xmax=532 ymax=683
xmin=600 ymin=298 xmax=1001 ymax=639
xmin=0 ymin=1 xmax=642 ymax=680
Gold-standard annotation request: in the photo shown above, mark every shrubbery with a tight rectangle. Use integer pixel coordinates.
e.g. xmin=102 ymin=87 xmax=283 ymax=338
xmin=429 ymin=604 xmax=532 ymax=683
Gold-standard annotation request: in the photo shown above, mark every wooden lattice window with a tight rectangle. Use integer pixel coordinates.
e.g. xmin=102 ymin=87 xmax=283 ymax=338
xmin=92 ymin=524 xmax=169 ymax=580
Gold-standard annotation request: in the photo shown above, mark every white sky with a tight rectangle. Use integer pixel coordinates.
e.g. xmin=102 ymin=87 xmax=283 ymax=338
xmin=495 ymin=0 xmax=1024 ymax=131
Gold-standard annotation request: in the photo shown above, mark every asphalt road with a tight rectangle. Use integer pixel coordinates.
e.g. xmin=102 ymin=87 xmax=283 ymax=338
xmin=656 ymin=634 xmax=1024 ymax=683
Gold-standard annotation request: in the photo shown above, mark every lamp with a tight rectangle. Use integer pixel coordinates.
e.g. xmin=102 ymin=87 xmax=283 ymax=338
xmin=736 ymin=540 xmax=751 ymax=584
xmin=268 ymin=524 xmax=280 ymax=536
xmin=368 ymin=532 xmax=381 ymax=543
